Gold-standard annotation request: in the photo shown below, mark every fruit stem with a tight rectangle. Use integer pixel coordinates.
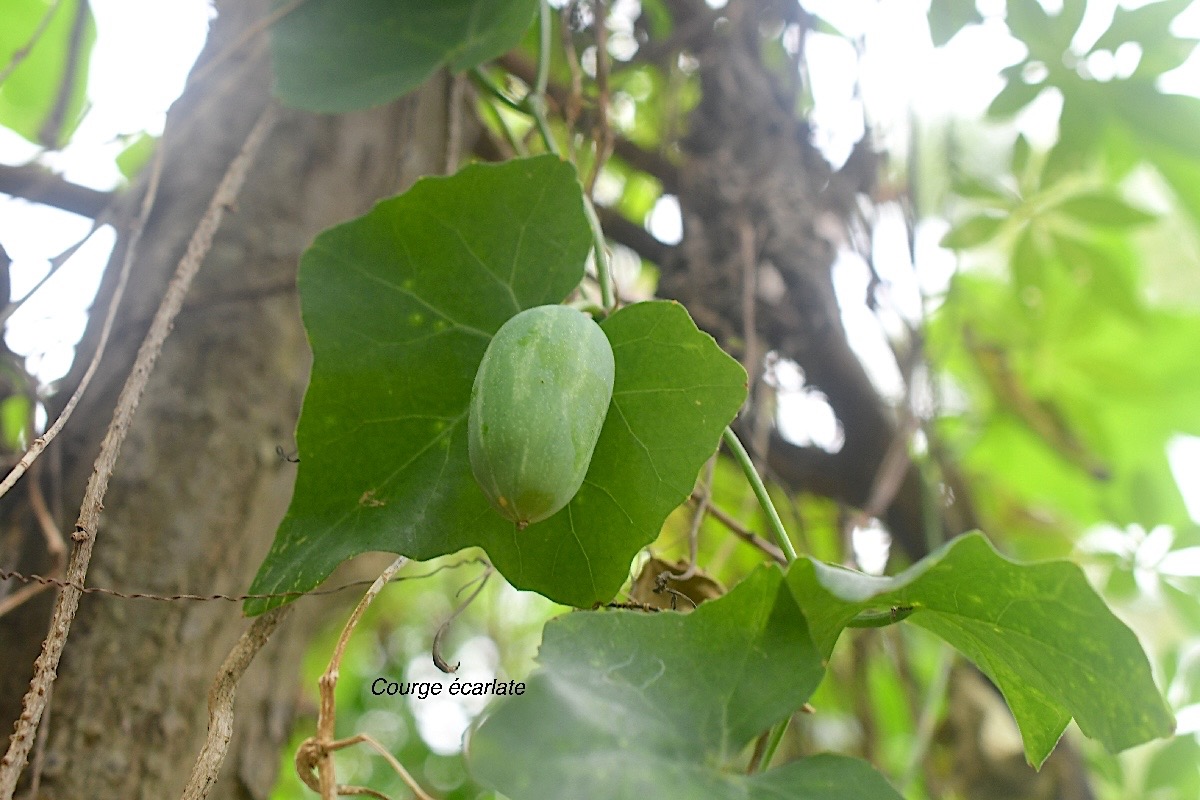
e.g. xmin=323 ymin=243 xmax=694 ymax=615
xmin=721 ymin=427 xmax=798 ymax=564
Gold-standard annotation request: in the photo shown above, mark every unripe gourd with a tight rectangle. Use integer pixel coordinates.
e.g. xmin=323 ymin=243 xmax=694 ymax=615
xmin=468 ymin=305 xmax=615 ymax=528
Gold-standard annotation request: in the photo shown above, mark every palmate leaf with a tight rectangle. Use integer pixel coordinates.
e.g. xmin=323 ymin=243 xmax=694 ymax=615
xmin=468 ymin=567 xmax=903 ymax=800
xmin=270 ymin=0 xmax=537 ymax=112
xmin=929 ymin=268 xmax=1200 ymax=532
xmin=787 ymin=532 xmax=1176 ymax=767
xmin=246 ymin=156 xmax=746 ymax=613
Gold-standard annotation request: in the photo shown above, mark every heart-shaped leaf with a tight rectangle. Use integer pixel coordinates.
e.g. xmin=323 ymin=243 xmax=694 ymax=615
xmin=247 ymin=156 xmax=746 ymax=612
xmin=271 ymin=0 xmax=538 ymax=112
xmin=787 ymin=532 xmax=1176 ymax=767
xmin=468 ymin=566 xmax=903 ymax=799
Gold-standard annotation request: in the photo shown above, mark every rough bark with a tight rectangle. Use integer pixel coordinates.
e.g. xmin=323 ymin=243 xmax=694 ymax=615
xmin=0 ymin=2 xmax=457 ymax=797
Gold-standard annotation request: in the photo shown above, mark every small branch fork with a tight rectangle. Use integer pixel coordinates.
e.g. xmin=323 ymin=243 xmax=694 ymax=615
xmin=294 ymin=556 xmax=436 ymax=800
xmin=0 ymin=103 xmax=279 ymax=798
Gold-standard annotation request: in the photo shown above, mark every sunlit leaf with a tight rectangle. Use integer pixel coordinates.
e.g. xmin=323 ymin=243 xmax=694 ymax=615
xmin=987 ymin=79 xmax=1045 ymax=119
xmin=1134 ymin=36 xmax=1199 ymax=79
xmin=787 ymin=533 xmax=1176 ymax=767
xmin=1143 ymin=736 xmax=1200 ymax=798
xmin=1005 ymin=0 xmax=1066 ymax=62
xmin=0 ymin=0 xmax=95 ymax=148
xmin=940 ymin=214 xmax=1005 ymax=249
xmin=1054 ymin=192 xmax=1157 ymax=228
xmin=950 ymin=175 xmax=1016 ymax=207
xmin=114 ymin=132 xmax=158 ymax=181
xmin=1093 ymin=0 xmax=1194 ymax=52
xmin=927 ymin=0 xmax=983 ymax=47
xmin=1012 ymin=133 xmax=1033 ymax=180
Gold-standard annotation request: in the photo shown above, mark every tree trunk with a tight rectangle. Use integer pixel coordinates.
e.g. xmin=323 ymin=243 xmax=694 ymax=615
xmin=0 ymin=3 xmax=458 ymax=797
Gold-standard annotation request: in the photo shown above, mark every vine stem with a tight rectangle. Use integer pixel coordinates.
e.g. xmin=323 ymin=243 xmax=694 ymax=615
xmin=900 ymin=644 xmax=954 ymax=793
xmin=723 ymin=425 xmax=798 ymax=774
xmin=473 ymin=2 xmax=617 ymax=311
xmin=528 ymin=0 xmax=615 ymax=311
xmin=721 ymin=427 xmax=798 ymax=563
xmin=528 ymin=1 xmax=560 ymax=158
xmin=584 ymin=199 xmax=615 ymax=311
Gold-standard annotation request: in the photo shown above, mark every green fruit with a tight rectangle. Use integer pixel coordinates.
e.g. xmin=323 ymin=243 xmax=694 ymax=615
xmin=469 ymin=305 xmax=615 ymax=528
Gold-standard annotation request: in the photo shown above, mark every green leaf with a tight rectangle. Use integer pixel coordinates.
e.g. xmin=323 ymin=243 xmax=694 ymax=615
xmin=0 ymin=0 xmax=95 ymax=148
xmin=468 ymin=566 xmax=902 ymax=800
xmin=927 ymin=0 xmax=983 ymax=47
xmin=246 ymin=156 xmax=590 ymax=612
xmin=0 ymin=394 xmax=30 ymax=451
xmin=246 ymin=156 xmax=746 ymax=613
xmin=1141 ymin=137 xmax=1200 ymax=227
xmin=1118 ymin=90 xmax=1200 ymax=224
xmin=1005 ymin=0 xmax=1066 ymax=62
xmin=114 ymin=132 xmax=158 ymax=181
xmin=1012 ymin=133 xmax=1033 ymax=180
xmin=1143 ymin=736 xmax=1200 ymax=798
xmin=987 ymin=78 xmax=1045 ymax=119
xmin=1094 ymin=0 xmax=1193 ymax=51
xmin=1134 ymin=36 xmax=1199 ymax=79
xmin=1044 ymin=87 xmax=1108 ymax=182
xmin=950 ymin=175 xmax=1016 ymax=207
xmin=1058 ymin=0 xmax=1087 ymax=45
xmin=1114 ymin=85 xmax=1200 ymax=161
xmin=786 ymin=533 xmax=1175 ymax=767
xmin=270 ymin=0 xmax=538 ymax=112
xmin=940 ymin=214 xmax=1005 ymax=250
xmin=1054 ymin=192 xmax=1157 ymax=227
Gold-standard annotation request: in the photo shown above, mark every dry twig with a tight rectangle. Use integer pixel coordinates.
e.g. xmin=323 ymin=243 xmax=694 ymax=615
xmin=672 ymin=455 xmax=716 ymax=580
xmin=0 ymin=220 xmax=106 ymax=328
xmin=294 ymin=556 xmax=440 ymax=800
xmin=691 ymin=491 xmax=786 ymax=566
